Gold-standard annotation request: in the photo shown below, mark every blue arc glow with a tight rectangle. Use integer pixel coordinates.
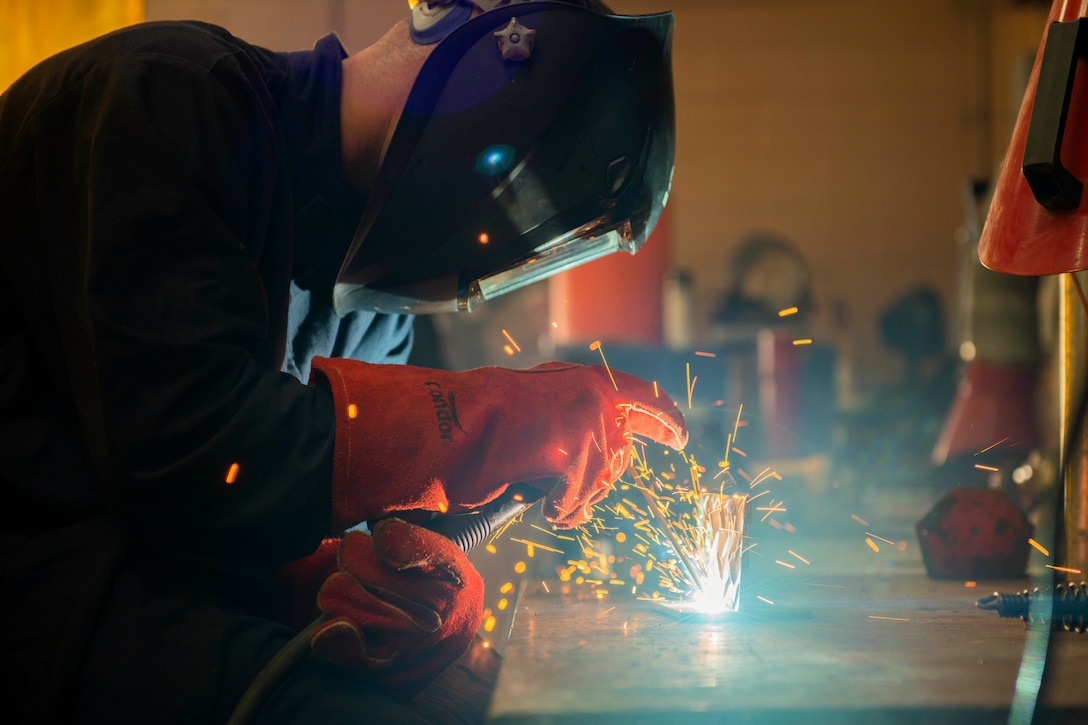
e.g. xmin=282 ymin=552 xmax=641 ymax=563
xmin=475 ymin=144 xmax=516 ymax=175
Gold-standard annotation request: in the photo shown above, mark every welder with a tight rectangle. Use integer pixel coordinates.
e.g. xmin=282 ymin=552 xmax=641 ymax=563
xmin=0 ymin=1 xmax=684 ymax=722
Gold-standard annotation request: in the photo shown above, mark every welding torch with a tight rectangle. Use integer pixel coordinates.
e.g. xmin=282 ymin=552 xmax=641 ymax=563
xmin=226 ymin=483 xmax=543 ymax=725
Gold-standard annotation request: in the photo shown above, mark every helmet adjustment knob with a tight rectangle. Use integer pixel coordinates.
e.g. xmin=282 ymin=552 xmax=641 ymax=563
xmin=494 ymin=18 xmax=535 ymax=61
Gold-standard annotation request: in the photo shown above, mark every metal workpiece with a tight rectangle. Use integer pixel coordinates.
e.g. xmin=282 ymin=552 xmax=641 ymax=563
xmin=492 ymin=584 xmax=1023 ymax=722
xmin=488 ymin=533 xmax=1088 ymax=723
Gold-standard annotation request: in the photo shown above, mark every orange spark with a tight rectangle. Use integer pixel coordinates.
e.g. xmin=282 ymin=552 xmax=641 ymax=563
xmin=653 ymin=380 xmax=659 ymax=398
xmin=865 ymin=537 xmax=880 ymax=553
xmin=1028 ymin=538 xmax=1050 ymax=556
xmin=788 ymin=550 xmax=810 ymax=565
xmin=501 ymin=329 xmax=522 ymax=352
xmin=346 ymin=403 xmax=358 ymax=419
xmin=974 ymin=464 xmax=999 ymax=472
xmin=589 ymin=341 xmax=619 ymax=391
xmin=757 ymin=500 xmax=786 ymax=521
xmin=775 ymin=560 xmax=796 ymax=569
xmin=225 ymin=463 xmax=240 ymax=484
xmin=747 ymin=489 xmax=771 ymax=503
xmin=974 ymin=438 xmax=1008 ymax=455
xmin=694 ymin=351 xmax=717 ymax=358
xmin=1046 ymin=565 xmax=1083 ymax=574
xmin=503 ymin=344 xmax=514 ymax=355
xmin=509 ymin=538 xmax=564 ymax=554
xmin=541 ymin=580 xmax=550 ymax=593
xmin=866 ymin=532 xmax=895 ymax=546
xmin=731 ymin=446 xmax=747 ymax=457
xmin=792 ymin=339 xmax=812 ymax=346
xmin=778 ymin=306 xmax=799 ymax=317
xmin=437 ymin=501 xmax=448 ymax=513
xmin=964 ymin=581 xmax=977 ymax=588
xmin=749 ymin=467 xmax=776 ymax=488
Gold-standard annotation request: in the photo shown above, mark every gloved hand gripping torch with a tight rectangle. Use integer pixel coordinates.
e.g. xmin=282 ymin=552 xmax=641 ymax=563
xmin=241 ymin=354 xmax=685 ymax=722
xmin=227 ymin=483 xmax=542 ymax=725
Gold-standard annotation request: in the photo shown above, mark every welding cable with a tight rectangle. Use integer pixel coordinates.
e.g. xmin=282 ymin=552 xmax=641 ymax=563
xmin=226 ymin=484 xmax=541 ymax=725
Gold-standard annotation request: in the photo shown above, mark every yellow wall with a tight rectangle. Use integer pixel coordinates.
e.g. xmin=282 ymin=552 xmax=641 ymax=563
xmin=605 ymin=0 xmax=1050 ymax=392
xmin=1 ymin=0 xmax=143 ymax=91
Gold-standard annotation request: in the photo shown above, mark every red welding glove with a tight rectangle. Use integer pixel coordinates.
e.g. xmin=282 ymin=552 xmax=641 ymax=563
xmin=309 ymin=518 xmax=484 ymax=697
xmin=275 ymin=538 xmax=341 ymax=630
xmin=310 ymin=357 xmax=688 ymax=531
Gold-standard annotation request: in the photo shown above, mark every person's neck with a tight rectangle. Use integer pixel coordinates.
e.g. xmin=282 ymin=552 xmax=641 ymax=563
xmin=339 ymin=20 xmax=433 ymax=194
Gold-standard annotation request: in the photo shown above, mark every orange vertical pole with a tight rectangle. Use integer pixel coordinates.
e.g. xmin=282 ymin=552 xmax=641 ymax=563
xmin=548 ymin=203 xmax=672 ymax=347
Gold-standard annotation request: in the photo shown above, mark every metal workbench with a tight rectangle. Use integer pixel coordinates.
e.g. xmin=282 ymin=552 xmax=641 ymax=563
xmin=486 ymin=527 xmax=1088 ymax=724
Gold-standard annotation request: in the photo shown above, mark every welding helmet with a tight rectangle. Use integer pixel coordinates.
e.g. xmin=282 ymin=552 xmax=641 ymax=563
xmin=979 ymin=0 xmax=1088 ymax=275
xmin=332 ymin=0 xmax=675 ymax=314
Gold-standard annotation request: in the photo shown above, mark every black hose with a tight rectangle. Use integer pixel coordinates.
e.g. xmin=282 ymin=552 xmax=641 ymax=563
xmin=423 ymin=484 xmax=539 ymax=551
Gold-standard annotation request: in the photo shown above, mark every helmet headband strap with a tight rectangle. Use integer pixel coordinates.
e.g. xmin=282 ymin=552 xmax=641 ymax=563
xmin=409 ymin=0 xmax=535 ymax=44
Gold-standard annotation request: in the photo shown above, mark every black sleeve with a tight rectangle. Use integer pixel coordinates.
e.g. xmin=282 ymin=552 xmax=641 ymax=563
xmin=62 ymin=51 xmax=334 ymax=561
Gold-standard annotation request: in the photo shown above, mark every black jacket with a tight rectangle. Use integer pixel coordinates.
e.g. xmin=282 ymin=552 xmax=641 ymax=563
xmin=0 ymin=21 xmax=412 ymax=720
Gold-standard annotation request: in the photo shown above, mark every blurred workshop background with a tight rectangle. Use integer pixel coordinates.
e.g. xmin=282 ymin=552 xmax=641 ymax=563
xmin=1 ymin=0 xmax=1061 ymax=519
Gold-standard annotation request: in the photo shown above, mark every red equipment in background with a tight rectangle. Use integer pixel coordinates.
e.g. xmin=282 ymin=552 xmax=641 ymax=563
xmin=916 ymin=487 xmax=1033 ymax=580
xmin=980 ymin=0 xmax=1088 ymax=275
xmin=972 ymin=0 xmax=1088 ymax=577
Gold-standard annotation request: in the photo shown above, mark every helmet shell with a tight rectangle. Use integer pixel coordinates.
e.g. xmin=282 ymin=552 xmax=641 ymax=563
xmin=334 ymin=2 xmax=675 ymax=313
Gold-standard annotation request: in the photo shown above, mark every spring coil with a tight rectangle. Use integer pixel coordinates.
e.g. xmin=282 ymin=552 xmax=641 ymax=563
xmin=422 ymin=483 xmax=538 ymax=551
xmin=976 ymin=582 xmax=1088 ymax=632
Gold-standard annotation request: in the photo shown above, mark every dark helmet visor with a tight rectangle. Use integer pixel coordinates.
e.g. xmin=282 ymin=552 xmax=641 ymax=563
xmin=333 ymin=2 xmax=675 ymax=315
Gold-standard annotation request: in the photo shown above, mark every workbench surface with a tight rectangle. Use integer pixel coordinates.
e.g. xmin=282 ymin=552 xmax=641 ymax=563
xmin=486 ymin=527 xmax=1088 ymax=724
